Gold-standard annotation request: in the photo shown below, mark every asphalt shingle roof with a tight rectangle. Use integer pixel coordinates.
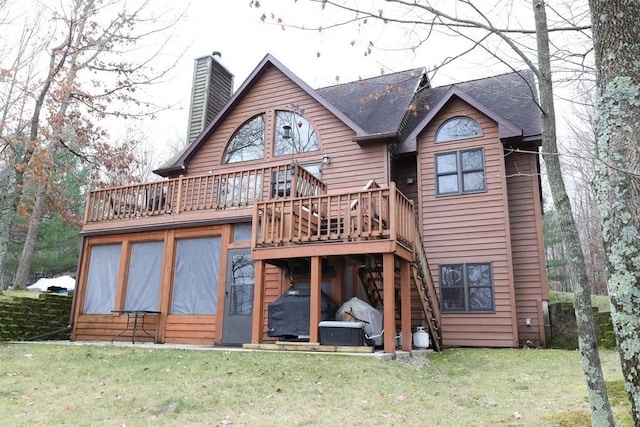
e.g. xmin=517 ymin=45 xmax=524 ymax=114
xmin=417 ymin=69 xmax=541 ymax=139
xmin=317 ymin=68 xmax=427 ymax=135
xmin=156 ymin=54 xmax=541 ymax=176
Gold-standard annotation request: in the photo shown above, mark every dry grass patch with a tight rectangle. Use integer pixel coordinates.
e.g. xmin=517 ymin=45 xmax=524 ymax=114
xmin=1 ymin=290 xmax=40 ymax=300
xmin=0 ymin=343 xmax=631 ymax=426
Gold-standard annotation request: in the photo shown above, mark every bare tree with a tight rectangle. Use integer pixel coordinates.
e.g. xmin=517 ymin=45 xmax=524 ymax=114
xmin=589 ymin=1 xmax=640 ymax=424
xmin=255 ymin=0 xmax=614 ymax=423
xmin=0 ymin=7 xmax=47 ymax=287
xmin=562 ymin=86 xmax=607 ymax=295
xmin=0 ymin=0 xmax=185 ymax=288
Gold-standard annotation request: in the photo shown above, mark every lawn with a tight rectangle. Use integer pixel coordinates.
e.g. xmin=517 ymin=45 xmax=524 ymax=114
xmin=0 ymin=343 xmax=631 ymax=426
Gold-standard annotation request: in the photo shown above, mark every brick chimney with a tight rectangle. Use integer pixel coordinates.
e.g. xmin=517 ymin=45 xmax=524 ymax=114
xmin=186 ymin=51 xmax=234 ymax=144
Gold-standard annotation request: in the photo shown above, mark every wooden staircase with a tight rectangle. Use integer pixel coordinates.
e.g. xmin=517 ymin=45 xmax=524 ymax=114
xmin=411 ymin=218 xmax=443 ymax=351
xmin=359 ymin=257 xmax=384 ymax=309
xmin=357 ymin=219 xmax=443 ymax=351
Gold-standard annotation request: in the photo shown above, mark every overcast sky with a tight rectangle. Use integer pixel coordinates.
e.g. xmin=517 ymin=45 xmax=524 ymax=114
xmin=142 ymin=0 xmax=527 ymax=166
xmin=2 ymin=0 xmax=584 ymax=169
xmin=78 ymin=0 xmax=583 ymax=171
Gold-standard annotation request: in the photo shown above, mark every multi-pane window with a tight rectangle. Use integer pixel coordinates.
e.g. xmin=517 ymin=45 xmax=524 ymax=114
xmin=274 ymin=111 xmax=319 ymax=156
xmin=435 ymin=116 xmax=483 ymax=143
xmin=439 ymin=263 xmax=494 ymax=312
xmin=222 ymin=111 xmax=320 ymax=164
xmin=435 ymin=148 xmax=485 ymax=195
xmin=223 ymin=114 xmax=265 ymax=163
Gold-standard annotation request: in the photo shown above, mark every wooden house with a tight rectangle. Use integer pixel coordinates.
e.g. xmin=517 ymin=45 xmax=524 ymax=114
xmin=70 ymin=53 xmax=548 ymax=354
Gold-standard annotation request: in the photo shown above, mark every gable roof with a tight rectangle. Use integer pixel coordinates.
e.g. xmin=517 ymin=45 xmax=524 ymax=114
xmin=398 ymin=69 xmax=541 ymax=153
xmin=155 ymin=54 xmax=369 ymax=176
xmin=155 ymin=54 xmax=541 ymax=176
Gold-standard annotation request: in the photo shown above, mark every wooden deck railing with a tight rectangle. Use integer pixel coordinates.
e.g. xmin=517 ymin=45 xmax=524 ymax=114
xmin=252 ymin=182 xmax=414 ymax=249
xmin=83 ymin=162 xmax=327 ymax=224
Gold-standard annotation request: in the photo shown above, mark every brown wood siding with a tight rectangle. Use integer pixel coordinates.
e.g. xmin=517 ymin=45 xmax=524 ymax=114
xmin=74 ymin=314 xmax=159 ymax=343
xmin=260 ymin=264 xmax=284 ymax=341
xmin=506 ymin=150 xmax=548 ymax=346
xmin=71 ymin=226 xmax=231 ymax=345
xmin=417 ymin=97 xmax=517 ymax=348
xmin=185 ymin=66 xmax=387 ymax=191
xmin=395 ymin=154 xmax=419 ymax=207
xmin=164 ymin=315 xmax=216 ymax=345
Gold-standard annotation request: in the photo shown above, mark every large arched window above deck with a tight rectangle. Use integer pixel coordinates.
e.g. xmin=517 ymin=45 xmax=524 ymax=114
xmin=435 ymin=116 xmax=483 ymax=143
xmin=274 ymin=110 xmax=319 ymax=156
xmin=223 ymin=114 xmax=265 ymax=163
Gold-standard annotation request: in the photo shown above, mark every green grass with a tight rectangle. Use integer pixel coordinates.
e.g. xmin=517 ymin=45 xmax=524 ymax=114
xmin=0 ymin=343 xmax=632 ymax=426
xmin=549 ymin=290 xmax=612 ymax=313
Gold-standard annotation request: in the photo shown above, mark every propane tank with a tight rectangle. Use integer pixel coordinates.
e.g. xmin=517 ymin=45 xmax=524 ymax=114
xmin=412 ymin=327 xmax=430 ymax=349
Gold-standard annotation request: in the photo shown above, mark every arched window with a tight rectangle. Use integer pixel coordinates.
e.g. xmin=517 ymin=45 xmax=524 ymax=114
xmin=223 ymin=114 xmax=265 ymax=163
xmin=435 ymin=116 xmax=483 ymax=143
xmin=274 ymin=111 xmax=319 ymax=156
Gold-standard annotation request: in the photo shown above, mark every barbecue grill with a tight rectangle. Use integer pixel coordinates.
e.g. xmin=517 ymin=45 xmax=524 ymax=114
xmin=267 ymin=283 xmax=338 ymax=340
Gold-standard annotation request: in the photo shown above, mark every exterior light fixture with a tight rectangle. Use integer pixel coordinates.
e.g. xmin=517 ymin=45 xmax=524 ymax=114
xmin=282 ymin=125 xmax=292 ymax=140
xmin=322 ymin=153 xmax=330 ymax=164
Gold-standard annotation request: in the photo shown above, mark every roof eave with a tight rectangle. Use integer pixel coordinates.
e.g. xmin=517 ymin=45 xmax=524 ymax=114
xmin=353 ymin=132 xmax=399 ymax=145
xmin=153 ymin=164 xmax=186 ymax=178
xmin=522 ymin=134 xmax=543 ymax=144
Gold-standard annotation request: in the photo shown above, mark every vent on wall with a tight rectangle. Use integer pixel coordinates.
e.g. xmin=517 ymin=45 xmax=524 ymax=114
xmin=186 ymin=51 xmax=234 ymax=145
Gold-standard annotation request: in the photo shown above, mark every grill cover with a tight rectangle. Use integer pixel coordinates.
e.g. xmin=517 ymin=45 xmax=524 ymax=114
xmin=268 ymin=284 xmax=338 ymax=338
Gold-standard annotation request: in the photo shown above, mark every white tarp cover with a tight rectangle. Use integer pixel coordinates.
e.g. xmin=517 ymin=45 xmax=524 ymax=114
xmin=28 ymin=275 xmax=76 ymax=291
xmin=335 ymin=297 xmax=383 ymax=346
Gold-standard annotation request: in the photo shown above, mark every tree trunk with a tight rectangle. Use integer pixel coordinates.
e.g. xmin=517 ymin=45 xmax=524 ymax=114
xmin=533 ymin=1 xmax=614 ymax=425
xmin=0 ymin=165 xmax=15 ymax=289
xmin=589 ymin=1 xmax=640 ymax=424
xmin=13 ymin=183 xmax=47 ymax=289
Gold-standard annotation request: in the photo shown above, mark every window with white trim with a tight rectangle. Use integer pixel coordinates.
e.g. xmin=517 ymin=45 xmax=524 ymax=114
xmin=435 ymin=148 xmax=486 ymax=195
xmin=439 ymin=263 xmax=494 ymax=312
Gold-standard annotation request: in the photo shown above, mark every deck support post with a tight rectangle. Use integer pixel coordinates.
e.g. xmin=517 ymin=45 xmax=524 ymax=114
xmin=400 ymin=259 xmax=412 ymax=351
xmin=251 ymin=259 xmax=266 ymax=344
xmin=310 ymin=256 xmax=322 ymax=343
xmin=383 ymin=253 xmax=396 ymax=354
xmin=331 ymin=257 xmax=345 ymax=305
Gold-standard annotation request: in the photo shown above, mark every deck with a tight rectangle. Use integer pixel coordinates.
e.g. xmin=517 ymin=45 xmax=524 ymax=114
xmin=251 ymin=182 xmax=415 ymax=261
xmin=82 ymin=162 xmax=326 ymax=233
xmin=82 ymin=163 xmax=415 ymax=261
xmin=80 ymin=163 xmax=441 ymax=353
